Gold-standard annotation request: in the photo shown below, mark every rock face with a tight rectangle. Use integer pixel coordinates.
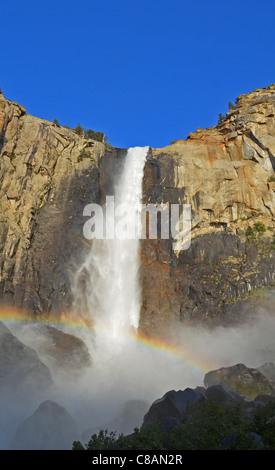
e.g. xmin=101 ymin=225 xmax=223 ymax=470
xmin=141 ymin=384 xmax=246 ymax=432
xmin=0 ymin=321 xmax=52 ymax=393
xmin=142 ymin=387 xmax=206 ymax=430
xmin=0 ymin=91 xmax=125 ymax=315
xmin=140 ymin=363 xmax=275 ymax=444
xmin=0 ymin=86 xmax=274 ymax=334
xmin=140 ymin=85 xmax=275 ymax=335
xmin=12 ymin=400 xmax=77 ymax=450
xmin=13 ymin=323 xmax=92 ymax=374
xmin=204 ymin=363 xmax=272 ymax=398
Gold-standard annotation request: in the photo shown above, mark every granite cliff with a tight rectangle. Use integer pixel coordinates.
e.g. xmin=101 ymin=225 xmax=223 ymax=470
xmin=0 ymin=86 xmax=274 ymax=336
xmin=141 ymin=85 xmax=275 ymax=334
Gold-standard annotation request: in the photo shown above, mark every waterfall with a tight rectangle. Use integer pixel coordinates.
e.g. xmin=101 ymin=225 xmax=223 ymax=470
xmin=73 ymin=146 xmax=149 ymax=339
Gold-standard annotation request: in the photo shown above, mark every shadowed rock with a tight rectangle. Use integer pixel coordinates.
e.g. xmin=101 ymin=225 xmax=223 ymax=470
xmin=12 ymin=400 xmax=77 ymax=450
xmin=254 ymin=394 xmax=275 ymax=405
xmin=13 ymin=323 xmax=92 ymax=375
xmin=205 ymin=384 xmax=244 ymax=404
xmin=142 ymin=387 xmax=206 ymax=430
xmin=219 ymin=431 xmax=263 ymax=449
xmin=0 ymin=321 xmax=52 ymax=394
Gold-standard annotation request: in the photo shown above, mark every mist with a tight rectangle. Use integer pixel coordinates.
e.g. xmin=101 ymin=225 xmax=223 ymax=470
xmin=0 ymin=300 xmax=273 ymax=449
xmin=0 ymin=147 xmax=274 ymax=449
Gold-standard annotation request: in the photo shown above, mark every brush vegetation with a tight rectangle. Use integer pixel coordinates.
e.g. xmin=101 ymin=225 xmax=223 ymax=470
xmin=73 ymin=399 xmax=275 ymax=450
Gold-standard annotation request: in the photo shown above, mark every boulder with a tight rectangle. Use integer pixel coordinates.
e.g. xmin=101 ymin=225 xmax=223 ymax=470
xmin=142 ymin=387 xmax=205 ymax=430
xmin=219 ymin=433 xmax=239 ymax=449
xmin=205 ymin=384 xmax=243 ymax=405
xmin=0 ymin=321 xmax=52 ymax=394
xmin=13 ymin=323 xmax=92 ymax=374
xmin=204 ymin=363 xmax=272 ymax=398
xmin=254 ymin=394 xmax=275 ymax=405
xmin=12 ymin=400 xmax=77 ymax=450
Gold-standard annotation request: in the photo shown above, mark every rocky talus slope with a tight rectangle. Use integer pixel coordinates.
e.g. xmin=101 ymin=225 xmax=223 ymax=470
xmin=0 ymin=86 xmax=274 ymax=335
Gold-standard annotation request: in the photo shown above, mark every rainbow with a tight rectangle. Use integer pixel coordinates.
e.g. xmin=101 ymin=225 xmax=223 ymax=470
xmin=0 ymin=307 xmax=92 ymax=331
xmin=0 ymin=307 xmax=217 ymax=374
xmin=134 ymin=331 xmax=217 ymax=373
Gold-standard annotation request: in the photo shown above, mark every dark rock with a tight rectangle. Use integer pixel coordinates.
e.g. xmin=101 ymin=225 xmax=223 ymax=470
xmin=219 ymin=432 xmax=263 ymax=449
xmin=242 ymin=402 xmax=259 ymax=420
xmin=204 ymin=363 xmax=272 ymax=398
xmin=161 ymin=417 xmax=181 ymax=432
xmin=219 ymin=433 xmax=239 ymax=448
xmin=12 ymin=400 xmax=77 ymax=450
xmin=247 ymin=432 xmax=264 ymax=448
xmin=142 ymin=387 xmax=205 ymax=430
xmin=205 ymin=384 xmax=244 ymax=405
xmin=254 ymin=394 xmax=275 ymax=405
xmin=0 ymin=321 xmax=52 ymax=394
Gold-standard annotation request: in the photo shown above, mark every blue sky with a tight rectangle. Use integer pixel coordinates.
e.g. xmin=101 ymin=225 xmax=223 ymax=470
xmin=1 ymin=0 xmax=274 ymax=148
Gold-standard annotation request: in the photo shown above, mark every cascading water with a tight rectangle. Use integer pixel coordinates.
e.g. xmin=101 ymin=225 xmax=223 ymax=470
xmin=73 ymin=146 xmax=149 ymax=341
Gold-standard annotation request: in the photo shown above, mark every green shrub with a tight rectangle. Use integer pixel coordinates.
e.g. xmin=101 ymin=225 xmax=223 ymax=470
xmin=254 ymin=222 xmax=266 ymax=234
xmin=73 ymin=429 xmax=124 ymax=450
xmin=73 ymin=425 xmax=165 ymax=451
xmin=246 ymin=226 xmax=256 ymax=239
xmin=218 ymin=113 xmax=225 ymax=124
xmin=168 ymin=399 xmax=245 ymax=450
xmin=252 ymin=402 xmax=275 ymax=448
xmin=77 ymin=148 xmax=95 ymax=163
xmin=9 ymin=150 xmax=16 ymax=161
xmin=126 ymin=425 xmax=165 ymax=450
xmin=104 ymin=142 xmax=112 ymax=150
xmin=73 ymin=123 xmax=109 ymax=144
xmin=74 ymin=123 xmax=84 ymax=136
xmin=246 ymin=222 xmax=266 ymax=239
xmin=73 ymin=399 xmax=275 ymax=450
xmin=85 ymin=129 xmax=105 ymax=142
xmin=268 ymin=175 xmax=275 ymax=183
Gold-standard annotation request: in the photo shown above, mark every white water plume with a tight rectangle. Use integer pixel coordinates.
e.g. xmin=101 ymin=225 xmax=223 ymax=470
xmin=73 ymin=146 xmax=149 ymax=339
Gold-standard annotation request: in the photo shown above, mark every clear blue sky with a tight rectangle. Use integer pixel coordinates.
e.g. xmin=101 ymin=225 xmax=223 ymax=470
xmin=1 ymin=0 xmax=274 ymax=149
